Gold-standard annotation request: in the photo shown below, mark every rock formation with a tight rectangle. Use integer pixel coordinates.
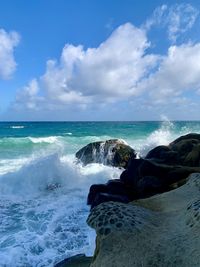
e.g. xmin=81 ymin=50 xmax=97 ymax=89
xmin=87 ymin=173 xmax=200 ymax=267
xmin=86 ymin=133 xmax=200 ymax=208
xmin=76 ymin=139 xmax=136 ymax=168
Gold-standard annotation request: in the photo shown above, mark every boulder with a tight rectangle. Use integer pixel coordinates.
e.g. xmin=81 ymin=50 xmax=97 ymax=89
xmin=87 ymin=173 xmax=200 ymax=267
xmin=76 ymin=139 xmax=136 ymax=168
xmin=145 ymin=145 xmax=179 ymax=164
xmin=120 ymin=157 xmax=200 ymax=198
xmin=145 ymin=133 xmax=200 ymax=167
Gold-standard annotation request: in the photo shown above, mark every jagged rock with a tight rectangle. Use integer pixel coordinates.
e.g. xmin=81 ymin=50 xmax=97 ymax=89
xmin=76 ymin=139 xmax=136 ymax=168
xmin=87 ymin=173 xmax=200 ymax=267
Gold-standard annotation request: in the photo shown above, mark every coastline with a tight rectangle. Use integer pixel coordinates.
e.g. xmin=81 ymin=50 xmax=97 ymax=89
xmin=56 ymin=132 xmax=200 ymax=267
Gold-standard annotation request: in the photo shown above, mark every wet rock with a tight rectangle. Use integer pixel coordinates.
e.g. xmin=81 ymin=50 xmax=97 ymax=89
xmin=76 ymin=139 xmax=136 ymax=168
xmin=87 ymin=133 xmax=200 ymax=208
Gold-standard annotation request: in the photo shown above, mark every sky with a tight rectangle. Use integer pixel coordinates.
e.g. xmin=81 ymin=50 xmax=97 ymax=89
xmin=0 ymin=0 xmax=200 ymax=121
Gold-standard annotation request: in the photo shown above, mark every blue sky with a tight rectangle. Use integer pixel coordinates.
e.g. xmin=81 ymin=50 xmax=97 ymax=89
xmin=0 ymin=0 xmax=200 ymax=121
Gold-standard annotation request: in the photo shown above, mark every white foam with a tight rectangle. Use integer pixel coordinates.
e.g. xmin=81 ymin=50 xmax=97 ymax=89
xmin=0 ymin=153 xmax=122 ymax=266
xmin=29 ymin=136 xmax=58 ymax=144
xmin=10 ymin=126 xmax=25 ymax=129
xmin=128 ymin=120 xmax=175 ymax=156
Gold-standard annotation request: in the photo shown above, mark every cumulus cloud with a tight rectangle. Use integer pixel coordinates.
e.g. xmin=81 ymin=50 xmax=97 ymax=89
xmin=10 ymin=3 xmax=200 ymax=120
xmin=14 ymin=23 xmax=159 ymax=111
xmin=144 ymin=3 xmax=199 ymax=43
xmin=137 ymin=43 xmax=200 ymax=103
xmin=0 ymin=29 xmax=20 ymax=79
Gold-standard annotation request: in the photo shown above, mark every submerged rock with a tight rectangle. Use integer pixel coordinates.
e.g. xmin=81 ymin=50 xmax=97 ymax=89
xmin=87 ymin=173 xmax=200 ymax=267
xmin=76 ymin=139 xmax=136 ymax=168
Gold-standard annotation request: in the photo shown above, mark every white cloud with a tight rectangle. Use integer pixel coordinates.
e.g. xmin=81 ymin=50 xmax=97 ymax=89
xmin=144 ymin=3 xmax=199 ymax=43
xmin=14 ymin=23 xmax=159 ymax=111
xmin=10 ymin=4 xmax=200 ymax=120
xmin=167 ymin=4 xmax=199 ymax=42
xmin=136 ymin=43 xmax=200 ymax=103
xmin=0 ymin=29 xmax=20 ymax=79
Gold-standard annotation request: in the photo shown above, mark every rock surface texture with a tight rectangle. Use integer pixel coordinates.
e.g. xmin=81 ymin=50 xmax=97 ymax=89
xmin=76 ymin=139 xmax=136 ymax=168
xmin=87 ymin=173 xmax=200 ymax=267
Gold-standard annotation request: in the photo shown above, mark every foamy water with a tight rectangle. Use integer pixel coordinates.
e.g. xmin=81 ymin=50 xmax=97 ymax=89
xmin=0 ymin=120 xmax=200 ymax=266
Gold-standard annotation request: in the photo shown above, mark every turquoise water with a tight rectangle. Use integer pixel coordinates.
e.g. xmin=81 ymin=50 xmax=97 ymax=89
xmin=0 ymin=120 xmax=200 ymax=266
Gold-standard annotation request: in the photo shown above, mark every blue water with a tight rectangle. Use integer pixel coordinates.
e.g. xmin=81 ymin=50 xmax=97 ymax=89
xmin=0 ymin=120 xmax=200 ymax=266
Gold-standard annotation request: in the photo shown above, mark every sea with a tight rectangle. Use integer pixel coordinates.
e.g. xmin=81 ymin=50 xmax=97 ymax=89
xmin=0 ymin=120 xmax=200 ymax=267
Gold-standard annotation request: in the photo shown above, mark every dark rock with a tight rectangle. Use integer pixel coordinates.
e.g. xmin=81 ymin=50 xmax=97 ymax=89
xmin=145 ymin=145 xmax=171 ymax=159
xmin=106 ymin=179 xmax=127 ymax=196
xmin=169 ymin=133 xmax=200 ymax=166
xmin=169 ymin=133 xmax=200 ymax=145
xmin=120 ymin=158 xmax=144 ymax=186
xmin=54 ymin=254 xmax=92 ymax=267
xmin=137 ymin=176 xmax=164 ymax=198
xmin=87 ymin=133 xmax=200 ymax=208
xmin=76 ymin=139 xmax=136 ymax=168
xmin=138 ymin=159 xmax=173 ymax=178
xmin=88 ymin=180 xmax=136 ymax=208
xmin=87 ymin=184 xmax=108 ymax=205
xmin=145 ymin=145 xmax=179 ymax=165
xmin=91 ymin=193 xmax=130 ymax=209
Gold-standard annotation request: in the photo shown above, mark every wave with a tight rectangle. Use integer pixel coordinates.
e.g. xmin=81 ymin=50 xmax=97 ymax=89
xmin=0 ymin=136 xmax=62 ymax=147
xmin=0 ymin=153 xmax=122 ymax=199
xmin=128 ymin=120 xmax=200 ymax=156
xmin=28 ymin=136 xmax=59 ymax=144
xmin=0 ymin=154 xmax=121 ymax=266
xmin=10 ymin=125 xmax=25 ymax=129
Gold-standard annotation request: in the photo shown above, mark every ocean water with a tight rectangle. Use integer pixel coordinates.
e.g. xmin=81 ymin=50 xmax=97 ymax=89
xmin=0 ymin=120 xmax=200 ymax=266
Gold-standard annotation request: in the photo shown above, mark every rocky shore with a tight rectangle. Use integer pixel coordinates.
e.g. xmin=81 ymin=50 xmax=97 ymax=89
xmin=55 ymin=133 xmax=200 ymax=267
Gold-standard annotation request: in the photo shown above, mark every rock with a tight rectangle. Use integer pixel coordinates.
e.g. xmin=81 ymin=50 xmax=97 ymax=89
xmin=106 ymin=179 xmax=130 ymax=197
xmin=87 ymin=184 xmax=108 ymax=205
xmin=87 ymin=173 xmax=200 ymax=267
xmin=137 ymin=176 xmax=164 ymax=198
xmin=76 ymin=139 xmax=136 ymax=168
xmin=91 ymin=192 xmax=130 ymax=209
xmin=169 ymin=133 xmax=200 ymax=166
xmin=120 ymin=158 xmax=143 ymax=186
xmin=54 ymin=254 xmax=92 ymax=267
xmin=121 ymin=157 xmax=200 ymax=198
xmin=145 ymin=133 xmax=200 ymax=167
xmin=145 ymin=145 xmax=179 ymax=164
xmin=88 ymin=180 xmax=134 ymax=208
xmin=87 ymin=133 xmax=200 ymax=208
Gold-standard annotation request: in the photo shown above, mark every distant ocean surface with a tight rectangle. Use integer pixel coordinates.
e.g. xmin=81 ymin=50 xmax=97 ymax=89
xmin=1 ymin=121 xmax=200 ymax=266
